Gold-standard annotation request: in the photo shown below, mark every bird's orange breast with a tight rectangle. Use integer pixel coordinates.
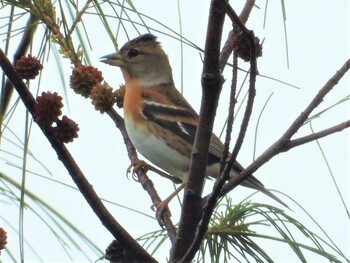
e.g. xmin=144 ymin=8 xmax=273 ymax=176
xmin=123 ymin=81 xmax=145 ymax=124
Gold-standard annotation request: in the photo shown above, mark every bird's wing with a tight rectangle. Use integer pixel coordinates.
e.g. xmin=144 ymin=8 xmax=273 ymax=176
xmin=141 ymin=84 xmax=223 ymax=164
xmin=141 ymin=87 xmax=288 ymax=208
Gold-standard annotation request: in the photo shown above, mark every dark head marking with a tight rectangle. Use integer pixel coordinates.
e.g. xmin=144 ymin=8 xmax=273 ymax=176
xmin=128 ymin=34 xmax=158 ymax=46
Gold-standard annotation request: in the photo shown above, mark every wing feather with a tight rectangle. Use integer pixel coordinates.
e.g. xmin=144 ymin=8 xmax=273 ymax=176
xmin=142 ymin=100 xmax=222 ymax=165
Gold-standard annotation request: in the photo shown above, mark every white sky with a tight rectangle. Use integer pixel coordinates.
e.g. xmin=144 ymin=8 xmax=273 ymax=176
xmin=1 ymin=0 xmax=349 ymax=262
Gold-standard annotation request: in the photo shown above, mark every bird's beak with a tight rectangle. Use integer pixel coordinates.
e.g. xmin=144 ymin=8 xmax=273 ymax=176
xmin=100 ymin=52 xmax=125 ymax=67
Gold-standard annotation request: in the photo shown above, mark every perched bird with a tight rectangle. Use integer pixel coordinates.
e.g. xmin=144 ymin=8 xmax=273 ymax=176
xmin=101 ymin=34 xmax=287 ymax=218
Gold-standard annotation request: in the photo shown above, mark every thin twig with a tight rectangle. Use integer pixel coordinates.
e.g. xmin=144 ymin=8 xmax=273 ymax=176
xmin=220 ymin=58 xmax=350 ymax=196
xmin=287 ymin=119 xmax=350 ymax=150
xmin=106 ymin=109 xmax=178 ymax=244
xmin=219 ymin=0 xmax=255 ymax=70
xmin=221 ymin=53 xmax=238 ymax=173
xmin=68 ymin=0 xmax=94 ymax=36
xmin=230 ymin=37 xmax=257 ymax=161
xmin=1 ymin=14 xmax=38 ymax=122
xmin=0 ymin=48 xmax=156 ymax=263
xmin=219 ymin=0 xmax=258 ymax=184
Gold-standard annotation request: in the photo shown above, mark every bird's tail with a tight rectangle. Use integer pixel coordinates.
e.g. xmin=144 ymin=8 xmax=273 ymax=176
xmin=241 ymin=175 xmax=289 ymax=208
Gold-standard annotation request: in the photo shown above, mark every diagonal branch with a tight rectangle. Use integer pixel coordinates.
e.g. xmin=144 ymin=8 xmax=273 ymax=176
xmin=220 ymin=58 xmax=350 ymax=197
xmin=68 ymin=0 xmax=94 ymax=36
xmin=106 ymin=109 xmax=178 ymax=243
xmin=286 ymin=119 xmax=350 ymax=150
xmin=1 ymin=14 xmax=38 ymax=122
xmin=283 ymin=61 xmax=350 ymax=139
xmin=0 ymin=48 xmax=156 ymax=263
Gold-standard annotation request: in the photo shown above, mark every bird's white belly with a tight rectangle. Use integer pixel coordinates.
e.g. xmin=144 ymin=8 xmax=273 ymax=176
xmin=125 ymin=117 xmax=189 ymax=180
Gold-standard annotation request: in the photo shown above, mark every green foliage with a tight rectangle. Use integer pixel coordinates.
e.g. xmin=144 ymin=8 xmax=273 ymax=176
xmin=137 ymin=196 xmax=349 ymax=262
xmin=1 ymin=171 xmax=104 ymax=260
xmin=199 ymin=197 xmax=347 ymax=262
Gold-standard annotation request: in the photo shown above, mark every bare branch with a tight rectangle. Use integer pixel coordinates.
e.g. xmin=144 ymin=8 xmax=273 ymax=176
xmin=287 ymin=120 xmax=350 ymax=149
xmin=107 ymin=108 xmax=178 ymax=244
xmin=219 ymin=0 xmax=255 ymax=70
xmin=1 ymin=14 xmax=38 ymax=121
xmin=170 ymin=0 xmax=226 ymax=261
xmin=68 ymin=0 xmax=94 ymax=36
xmin=181 ymin=2 xmax=260 ymax=260
xmin=284 ymin=60 xmax=350 ymax=139
xmin=221 ymin=53 xmax=238 ymax=172
xmin=0 ymin=48 xmax=156 ymax=263
xmin=220 ymin=58 xmax=350 ymax=197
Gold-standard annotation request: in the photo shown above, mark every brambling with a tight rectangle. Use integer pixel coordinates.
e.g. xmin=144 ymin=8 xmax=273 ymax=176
xmin=101 ymin=34 xmax=287 ymax=218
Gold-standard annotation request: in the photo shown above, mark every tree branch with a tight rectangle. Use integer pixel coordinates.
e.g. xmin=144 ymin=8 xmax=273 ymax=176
xmin=0 ymin=48 xmax=156 ymax=263
xmin=170 ymin=0 xmax=226 ymax=262
xmin=219 ymin=0 xmax=255 ymax=70
xmin=179 ymin=54 xmax=239 ymax=263
xmin=180 ymin=2 xmax=260 ymax=259
xmin=287 ymin=119 xmax=350 ymax=150
xmin=1 ymin=14 xmax=38 ymax=122
xmin=222 ymin=0 xmax=258 ymax=167
xmin=221 ymin=53 xmax=238 ymax=173
xmin=106 ymin=109 xmax=178 ymax=243
xmin=220 ymin=58 xmax=350 ymax=197
xmin=68 ymin=0 xmax=93 ymax=36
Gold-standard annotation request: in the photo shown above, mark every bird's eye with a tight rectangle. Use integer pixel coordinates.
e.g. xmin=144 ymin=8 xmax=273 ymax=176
xmin=128 ymin=48 xmax=140 ymax=58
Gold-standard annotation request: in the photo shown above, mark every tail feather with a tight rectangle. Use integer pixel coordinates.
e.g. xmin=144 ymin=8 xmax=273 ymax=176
xmin=241 ymin=175 xmax=289 ymax=208
xmin=230 ymin=161 xmax=288 ymax=208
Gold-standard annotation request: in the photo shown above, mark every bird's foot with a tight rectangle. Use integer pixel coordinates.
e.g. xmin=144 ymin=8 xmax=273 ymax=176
xmin=126 ymin=160 xmax=150 ymax=181
xmin=151 ymin=200 xmax=172 ymax=223
xmin=150 ymin=183 xmax=186 ymax=223
xmin=127 ymin=160 xmax=181 ymax=184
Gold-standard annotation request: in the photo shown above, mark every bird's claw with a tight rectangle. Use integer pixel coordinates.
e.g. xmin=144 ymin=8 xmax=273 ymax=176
xmin=151 ymin=201 xmax=172 ymax=224
xmin=126 ymin=160 xmax=150 ymax=181
xmin=127 ymin=160 xmax=181 ymax=184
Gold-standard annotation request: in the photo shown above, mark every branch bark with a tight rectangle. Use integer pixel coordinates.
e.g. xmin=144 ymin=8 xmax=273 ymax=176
xmin=287 ymin=120 xmax=350 ymax=149
xmin=221 ymin=0 xmax=258 ymax=169
xmin=1 ymin=14 xmax=38 ymax=122
xmin=180 ymin=2 xmax=260 ymax=259
xmin=106 ymin=109 xmax=178 ymax=243
xmin=219 ymin=0 xmax=255 ymax=70
xmin=0 ymin=48 xmax=156 ymax=263
xmin=220 ymin=58 xmax=350 ymax=197
xmin=169 ymin=0 xmax=226 ymax=262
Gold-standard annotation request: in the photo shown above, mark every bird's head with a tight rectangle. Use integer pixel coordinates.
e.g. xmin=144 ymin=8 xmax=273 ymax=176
xmin=100 ymin=34 xmax=173 ymax=87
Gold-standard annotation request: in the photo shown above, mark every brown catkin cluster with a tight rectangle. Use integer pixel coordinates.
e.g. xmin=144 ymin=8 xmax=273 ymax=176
xmin=232 ymin=32 xmax=262 ymax=62
xmin=54 ymin=116 xmax=80 ymax=143
xmin=0 ymin=228 xmax=7 ymax=255
xmin=14 ymin=54 xmax=43 ymax=80
xmin=115 ymin=84 xmax=126 ymax=108
xmin=90 ymin=82 xmax=117 ymax=113
xmin=70 ymin=65 xmax=103 ymax=98
xmin=34 ymin=91 xmax=79 ymax=143
xmin=35 ymin=91 xmax=63 ymax=126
